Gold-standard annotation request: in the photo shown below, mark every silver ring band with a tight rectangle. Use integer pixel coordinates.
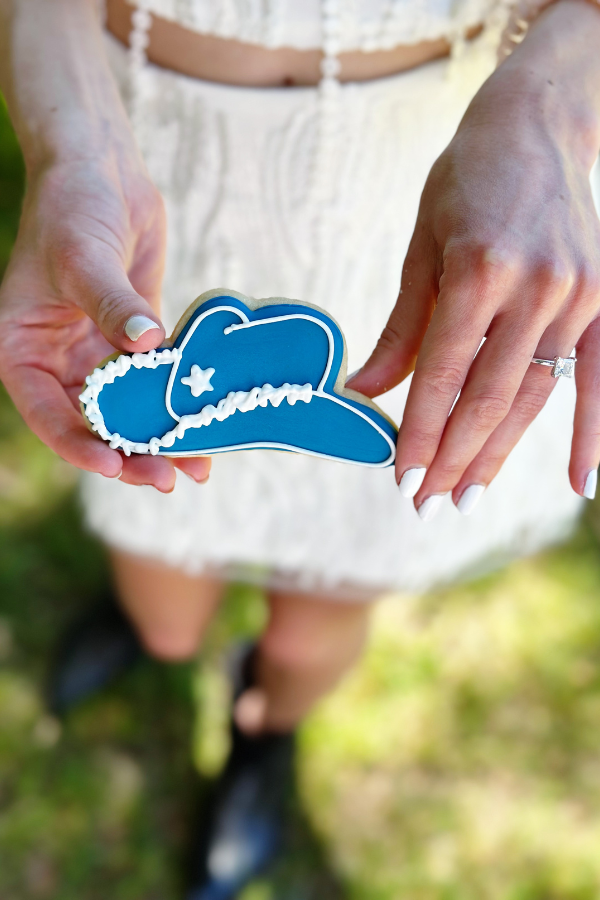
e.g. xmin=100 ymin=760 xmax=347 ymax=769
xmin=531 ymin=356 xmax=576 ymax=378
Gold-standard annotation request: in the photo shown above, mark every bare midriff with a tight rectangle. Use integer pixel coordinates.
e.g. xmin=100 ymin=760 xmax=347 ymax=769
xmin=106 ymin=0 xmax=482 ymax=87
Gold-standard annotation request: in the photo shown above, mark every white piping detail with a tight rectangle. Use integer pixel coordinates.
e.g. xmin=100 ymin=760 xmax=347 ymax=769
xmin=79 ymin=347 xmax=182 ymax=455
xmin=156 ymin=436 xmax=395 ymax=467
xmin=82 ymin=373 xmax=312 ymax=457
xmin=165 ymin=305 xmax=249 ymax=422
xmin=223 ymin=314 xmax=335 ymax=392
xmin=146 ymin=382 xmax=312 ymax=456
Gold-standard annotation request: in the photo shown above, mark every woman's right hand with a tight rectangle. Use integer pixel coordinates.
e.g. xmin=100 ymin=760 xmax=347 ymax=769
xmin=0 ymin=0 xmax=210 ymax=490
xmin=0 ymin=150 xmax=211 ymax=490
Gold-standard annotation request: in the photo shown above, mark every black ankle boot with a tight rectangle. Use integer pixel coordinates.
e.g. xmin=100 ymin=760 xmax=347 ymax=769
xmin=47 ymin=597 xmax=143 ymax=715
xmin=187 ymin=647 xmax=295 ymax=900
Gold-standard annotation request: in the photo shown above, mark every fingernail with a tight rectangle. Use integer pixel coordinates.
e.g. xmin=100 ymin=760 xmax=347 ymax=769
xmin=106 ymin=471 xmax=122 ymax=479
xmin=183 ymin=472 xmax=210 ymax=485
xmin=398 ymin=467 xmax=427 ymax=498
xmin=584 ymin=469 xmax=597 ymax=500
xmin=184 ymin=472 xmax=206 ymax=484
xmin=456 ymin=483 xmax=485 ymax=516
xmin=346 ymin=368 xmax=362 ymax=382
xmin=124 ymin=315 xmax=160 ymax=341
xmin=417 ymin=493 xmax=446 ymax=522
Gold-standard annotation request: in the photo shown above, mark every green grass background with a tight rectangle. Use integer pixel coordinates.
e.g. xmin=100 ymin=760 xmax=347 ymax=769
xmin=3 ymin=96 xmax=600 ymax=899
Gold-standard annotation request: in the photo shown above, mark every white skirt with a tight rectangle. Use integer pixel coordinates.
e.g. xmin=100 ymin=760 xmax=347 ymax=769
xmin=81 ymin=34 xmax=588 ymax=598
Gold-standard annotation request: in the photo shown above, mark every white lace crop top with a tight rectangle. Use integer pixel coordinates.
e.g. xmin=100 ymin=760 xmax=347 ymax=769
xmin=137 ymin=0 xmax=504 ymax=52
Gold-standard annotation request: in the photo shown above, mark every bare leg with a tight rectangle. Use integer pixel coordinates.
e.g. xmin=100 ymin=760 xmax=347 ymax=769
xmin=235 ymin=589 xmax=373 ymax=734
xmin=110 ymin=549 xmax=223 ymax=661
xmin=111 ymin=551 xmax=372 ymax=728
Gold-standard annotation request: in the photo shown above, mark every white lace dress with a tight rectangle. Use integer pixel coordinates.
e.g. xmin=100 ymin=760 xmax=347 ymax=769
xmin=82 ymin=1 xmax=593 ymax=598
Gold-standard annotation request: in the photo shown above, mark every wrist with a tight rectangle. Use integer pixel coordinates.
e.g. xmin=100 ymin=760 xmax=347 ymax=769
xmin=1 ymin=0 xmax=138 ymax=176
xmin=23 ymin=93 xmax=140 ymax=183
xmin=475 ymin=1 xmax=600 ymax=169
xmin=476 ymin=70 xmax=599 ymax=169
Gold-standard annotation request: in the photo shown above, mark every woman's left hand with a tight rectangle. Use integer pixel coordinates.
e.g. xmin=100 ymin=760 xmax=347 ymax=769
xmin=348 ymin=0 xmax=600 ymax=516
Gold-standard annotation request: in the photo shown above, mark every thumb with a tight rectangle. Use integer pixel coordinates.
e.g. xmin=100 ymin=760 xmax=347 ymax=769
xmin=347 ymin=236 xmax=438 ymax=398
xmin=72 ymin=251 xmax=166 ymax=352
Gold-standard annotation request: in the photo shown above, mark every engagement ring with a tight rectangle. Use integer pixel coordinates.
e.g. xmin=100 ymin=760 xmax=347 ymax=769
xmin=530 ymin=356 xmax=576 ymax=378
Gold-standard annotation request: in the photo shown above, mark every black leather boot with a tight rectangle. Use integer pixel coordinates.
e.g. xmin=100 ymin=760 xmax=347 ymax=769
xmin=187 ymin=647 xmax=295 ymax=900
xmin=47 ymin=597 xmax=143 ymax=715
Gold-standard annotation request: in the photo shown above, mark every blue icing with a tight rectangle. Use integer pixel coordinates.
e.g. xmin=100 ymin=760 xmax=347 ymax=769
xmin=84 ymin=293 xmax=397 ymax=467
xmin=170 ymin=306 xmax=330 ymax=418
xmin=163 ymin=397 xmax=394 ymax=466
xmin=101 ymin=363 xmax=175 ymax=443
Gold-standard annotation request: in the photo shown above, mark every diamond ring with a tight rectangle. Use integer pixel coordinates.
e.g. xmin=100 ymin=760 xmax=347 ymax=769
xmin=531 ymin=356 xmax=576 ymax=378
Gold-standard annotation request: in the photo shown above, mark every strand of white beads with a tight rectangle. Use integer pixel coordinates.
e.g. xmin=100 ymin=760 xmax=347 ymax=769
xmin=307 ymin=0 xmax=343 ymax=300
xmin=127 ymin=1 xmax=152 ymax=136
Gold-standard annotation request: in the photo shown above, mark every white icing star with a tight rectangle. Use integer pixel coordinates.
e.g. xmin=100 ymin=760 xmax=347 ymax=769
xmin=181 ymin=365 xmax=215 ymax=398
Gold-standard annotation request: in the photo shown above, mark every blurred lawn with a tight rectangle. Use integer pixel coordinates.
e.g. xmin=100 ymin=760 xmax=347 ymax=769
xmin=3 ymin=97 xmax=600 ymax=900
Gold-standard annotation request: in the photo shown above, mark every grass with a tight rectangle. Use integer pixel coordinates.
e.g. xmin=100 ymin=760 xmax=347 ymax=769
xmin=3 ymin=95 xmax=600 ymax=899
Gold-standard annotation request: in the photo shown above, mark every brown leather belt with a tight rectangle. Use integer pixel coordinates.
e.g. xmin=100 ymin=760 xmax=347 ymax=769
xmin=106 ymin=0 xmax=481 ymax=87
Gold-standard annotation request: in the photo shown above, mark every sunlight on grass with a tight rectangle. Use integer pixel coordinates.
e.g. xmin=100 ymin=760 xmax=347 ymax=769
xmin=300 ymin=534 xmax=600 ymax=899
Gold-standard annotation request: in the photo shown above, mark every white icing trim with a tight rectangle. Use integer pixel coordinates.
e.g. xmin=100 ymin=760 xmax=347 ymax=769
xmin=82 ymin=367 xmax=312 ymax=457
xmin=223 ymin=314 xmax=335 ymax=392
xmin=79 ymin=347 xmax=182 ymax=455
xmin=220 ymin=312 xmax=397 ymax=466
xmin=146 ymin=382 xmax=312 ymax=456
xmin=166 ymin=305 xmax=248 ymax=421
xmin=158 ymin=435 xmax=395 ymax=467
xmin=157 ymin=389 xmax=398 ymax=467
xmin=79 ymin=305 xmax=397 ymax=467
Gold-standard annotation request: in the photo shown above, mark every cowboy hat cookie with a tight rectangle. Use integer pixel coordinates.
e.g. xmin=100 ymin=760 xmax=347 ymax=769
xmin=79 ymin=289 xmax=398 ymax=467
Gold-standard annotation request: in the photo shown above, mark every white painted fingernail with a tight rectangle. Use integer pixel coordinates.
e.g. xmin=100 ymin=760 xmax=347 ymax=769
xmin=456 ymin=483 xmax=485 ymax=516
xmin=398 ymin=467 xmax=427 ymax=498
xmin=584 ymin=469 xmax=597 ymax=500
xmin=417 ymin=494 xmax=446 ymax=522
xmin=124 ymin=315 xmax=160 ymax=341
xmin=182 ymin=471 xmax=209 ymax=485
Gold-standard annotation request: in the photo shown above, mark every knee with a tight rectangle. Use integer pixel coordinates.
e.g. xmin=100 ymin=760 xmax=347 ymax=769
xmin=260 ymin=612 xmax=367 ymax=673
xmin=139 ymin=627 xmax=203 ymax=662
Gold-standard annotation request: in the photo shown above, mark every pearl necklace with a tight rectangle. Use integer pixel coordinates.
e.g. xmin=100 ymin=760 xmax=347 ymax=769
xmin=125 ymin=1 xmax=346 ymax=111
xmin=125 ymin=0 xmax=347 ymax=301
xmin=126 ymin=0 xmax=152 ymax=136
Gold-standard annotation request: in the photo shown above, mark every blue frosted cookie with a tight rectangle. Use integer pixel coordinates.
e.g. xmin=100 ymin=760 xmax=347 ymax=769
xmin=80 ymin=289 xmax=398 ymax=467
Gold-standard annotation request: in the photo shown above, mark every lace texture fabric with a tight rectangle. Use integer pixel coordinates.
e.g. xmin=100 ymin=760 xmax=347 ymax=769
xmin=80 ymin=33 xmax=589 ymax=598
xmin=134 ymin=0 xmax=502 ymax=50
